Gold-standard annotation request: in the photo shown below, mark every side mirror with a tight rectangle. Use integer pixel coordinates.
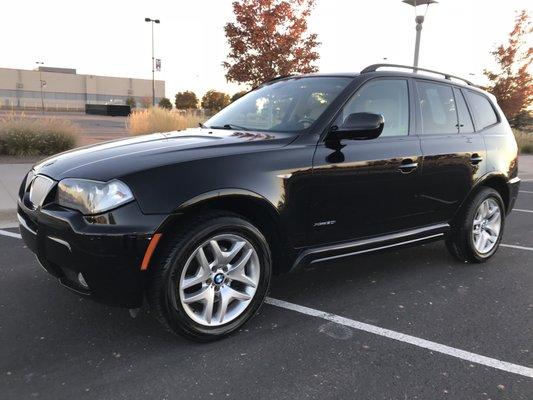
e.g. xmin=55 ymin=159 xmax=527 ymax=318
xmin=329 ymin=112 xmax=384 ymax=140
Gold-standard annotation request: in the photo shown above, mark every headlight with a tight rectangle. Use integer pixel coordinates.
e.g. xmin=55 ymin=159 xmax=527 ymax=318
xmin=24 ymin=170 xmax=36 ymax=191
xmin=57 ymin=178 xmax=134 ymax=215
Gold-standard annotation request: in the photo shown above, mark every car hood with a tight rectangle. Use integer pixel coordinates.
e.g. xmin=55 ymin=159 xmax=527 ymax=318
xmin=33 ymin=128 xmax=298 ymax=181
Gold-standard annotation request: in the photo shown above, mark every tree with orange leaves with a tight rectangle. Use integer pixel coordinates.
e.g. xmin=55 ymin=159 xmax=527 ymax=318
xmin=223 ymin=0 xmax=320 ymax=88
xmin=484 ymin=10 xmax=532 ymax=123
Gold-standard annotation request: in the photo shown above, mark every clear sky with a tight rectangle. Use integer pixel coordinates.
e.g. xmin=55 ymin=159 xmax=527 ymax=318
xmin=3 ymin=0 xmax=531 ymax=99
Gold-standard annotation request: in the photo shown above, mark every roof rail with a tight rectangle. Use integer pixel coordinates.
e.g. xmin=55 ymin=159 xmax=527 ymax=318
xmin=361 ymin=64 xmax=475 ymax=86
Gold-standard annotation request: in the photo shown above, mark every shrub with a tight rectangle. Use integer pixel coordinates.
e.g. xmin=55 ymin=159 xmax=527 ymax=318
xmin=127 ymin=107 xmax=205 ymax=136
xmin=201 ymin=90 xmax=231 ymax=112
xmin=509 ymin=111 xmax=533 ymax=130
xmin=125 ymin=97 xmax=137 ymax=109
xmin=0 ymin=114 xmax=79 ymax=156
xmin=514 ymin=129 xmax=533 ymax=154
xmin=159 ymin=97 xmax=173 ymax=110
xmin=175 ymin=91 xmax=199 ymax=110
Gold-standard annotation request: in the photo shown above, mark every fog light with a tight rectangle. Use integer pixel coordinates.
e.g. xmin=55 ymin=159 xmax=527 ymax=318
xmin=77 ymin=273 xmax=89 ymax=289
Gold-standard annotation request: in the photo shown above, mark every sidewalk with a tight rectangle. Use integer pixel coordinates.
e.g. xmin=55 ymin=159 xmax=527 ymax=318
xmin=0 ymin=163 xmax=31 ymax=226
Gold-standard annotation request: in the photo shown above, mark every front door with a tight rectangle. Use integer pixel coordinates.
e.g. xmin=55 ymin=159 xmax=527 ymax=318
xmin=310 ymin=78 xmax=424 ymax=246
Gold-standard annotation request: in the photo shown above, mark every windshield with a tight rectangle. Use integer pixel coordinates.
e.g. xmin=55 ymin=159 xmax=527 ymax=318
xmin=204 ymin=77 xmax=352 ymax=133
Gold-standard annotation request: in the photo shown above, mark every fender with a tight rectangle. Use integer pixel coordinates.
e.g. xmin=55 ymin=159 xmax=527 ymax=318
xmin=153 ymin=188 xmax=285 ymax=241
xmin=149 ymin=188 xmax=293 ymax=273
xmin=452 ymin=171 xmax=510 ymax=221
xmin=174 ymin=188 xmax=280 ymax=214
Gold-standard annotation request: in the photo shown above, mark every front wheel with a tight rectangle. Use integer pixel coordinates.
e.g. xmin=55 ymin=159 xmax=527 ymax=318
xmin=446 ymin=187 xmax=505 ymax=263
xmin=148 ymin=212 xmax=272 ymax=341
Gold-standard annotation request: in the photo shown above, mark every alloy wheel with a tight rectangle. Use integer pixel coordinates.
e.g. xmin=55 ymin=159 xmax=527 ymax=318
xmin=178 ymin=234 xmax=260 ymax=326
xmin=471 ymin=198 xmax=502 ymax=254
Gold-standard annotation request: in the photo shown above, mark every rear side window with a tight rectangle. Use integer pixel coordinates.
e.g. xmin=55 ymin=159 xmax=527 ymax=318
xmin=465 ymin=91 xmax=498 ymax=130
xmin=416 ymin=81 xmax=457 ymax=134
xmin=339 ymin=79 xmax=409 ymax=137
xmin=453 ymin=88 xmax=474 ymax=133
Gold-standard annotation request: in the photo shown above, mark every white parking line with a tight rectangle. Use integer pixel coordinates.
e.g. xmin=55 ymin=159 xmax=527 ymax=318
xmin=519 ymin=190 xmax=533 ymax=194
xmin=514 ymin=209 xmax=533 ymax=214
xmin=265 ymin=297 xmax=533 ymax=378
xmin=500 ymin=243 xmax=533 ymax=251
xmin=0 ymin=229 xmax=21 ymax=239
xmin=0 ymin=222 xmax=19 ymax=229
xmin=0 ymin=228 xmax=531 ymax=377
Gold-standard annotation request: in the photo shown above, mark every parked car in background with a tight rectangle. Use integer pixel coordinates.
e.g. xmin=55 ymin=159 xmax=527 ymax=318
xmin=18 ymin=64 xmax=520 ymax=341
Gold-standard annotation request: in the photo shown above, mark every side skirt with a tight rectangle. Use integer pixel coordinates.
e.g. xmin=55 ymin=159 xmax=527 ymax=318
xmin=290 ymin=223 xmax=450 ymax=272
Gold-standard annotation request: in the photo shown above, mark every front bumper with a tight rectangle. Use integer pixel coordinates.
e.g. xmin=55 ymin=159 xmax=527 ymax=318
xmin=18 ymin=199 xmax=167 ymax=308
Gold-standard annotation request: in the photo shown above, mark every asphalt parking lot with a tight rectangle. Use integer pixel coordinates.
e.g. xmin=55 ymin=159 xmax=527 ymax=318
xmin=1 ymin=181 xmax=532 ymax=399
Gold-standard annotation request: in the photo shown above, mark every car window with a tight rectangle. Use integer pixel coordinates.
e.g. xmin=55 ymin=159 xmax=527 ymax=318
xmin=204 ymin=77 xmax=352 ymax=133
xmin=416 ymin=81 xmax=458 ymax=135
xmin=465 ymin=91 xmax=498 ymax=130
xmin=337 ymin=79 xmax=409 ymax=137
xmin=453 ymin=88 xmax=474 ymax=133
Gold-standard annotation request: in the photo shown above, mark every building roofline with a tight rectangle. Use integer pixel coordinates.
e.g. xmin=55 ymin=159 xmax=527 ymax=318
xmin=0 ymin=66 xmax=165 ymax=84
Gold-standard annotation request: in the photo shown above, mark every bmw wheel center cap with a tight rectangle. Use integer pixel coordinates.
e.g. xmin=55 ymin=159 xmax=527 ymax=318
xmin=214 ymin=273 xmax=225 ymax=285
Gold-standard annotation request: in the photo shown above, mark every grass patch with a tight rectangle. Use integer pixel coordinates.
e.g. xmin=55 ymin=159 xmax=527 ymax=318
xmin=0 ymin=114 xmax=79 ymax=156
xmin=127 ymin=107 xmax=205 ymax=136
xmin=514 ymin=129 xmax=533 ymax=154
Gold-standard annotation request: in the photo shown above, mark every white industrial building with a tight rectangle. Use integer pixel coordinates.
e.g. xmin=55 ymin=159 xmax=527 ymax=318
xmin=0 ymin=66 xmax=165 ymax=111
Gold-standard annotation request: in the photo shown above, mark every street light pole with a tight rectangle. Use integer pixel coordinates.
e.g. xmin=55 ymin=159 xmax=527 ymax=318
xmin=145 ymin=17 xmax=160 ymax=107
xmin=413 ymin=15 xmax=424 ymax=68
xmin=402 ymin=0 xmax=438 ymax=69
xmin=35 ymin=61 xmax=45 ymax=114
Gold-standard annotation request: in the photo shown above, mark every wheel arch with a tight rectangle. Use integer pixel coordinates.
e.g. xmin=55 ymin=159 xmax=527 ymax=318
xmin=154 ymin=189 xmax=291 ymax=275
xmin=454 ymin=173 xmax=510 ymax=223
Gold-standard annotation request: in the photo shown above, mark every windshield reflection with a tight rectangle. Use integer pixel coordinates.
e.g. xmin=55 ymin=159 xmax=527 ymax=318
xmin=204 ymin=77 xmax=352 ymax=133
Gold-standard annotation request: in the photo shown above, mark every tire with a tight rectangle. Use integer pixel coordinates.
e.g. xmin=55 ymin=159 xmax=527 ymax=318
xmin=446 ymin=187 xmax=505 ymax=263
xmin=147 ymin=211 xmax=271 ymax=342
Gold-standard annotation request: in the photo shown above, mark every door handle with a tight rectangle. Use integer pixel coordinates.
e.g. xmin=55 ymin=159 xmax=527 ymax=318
xmin=470 ymin=154 xmax=483 ymax=165
xmin=398 ymin=159 xmax=419 ymax=173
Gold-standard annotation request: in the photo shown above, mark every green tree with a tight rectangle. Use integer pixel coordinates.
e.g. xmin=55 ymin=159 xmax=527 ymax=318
xmin=201 ymin=90 xmax=231 ymax=112
xmin=125 ymin=97 xmax=137 ymax=108
xmin=175 ymin=91 xmax=199 ymax=110
xmin=158 ymin=97 xmax=173 ymax=110
xmin=231 ymin=91 xmax=248 ymax=102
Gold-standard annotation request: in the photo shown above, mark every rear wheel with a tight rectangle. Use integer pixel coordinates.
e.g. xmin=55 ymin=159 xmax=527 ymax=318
xmin=446 ymin=187 xmax=505 ymax=263
xmin=148 ymin=212 xmax=271 ymax=341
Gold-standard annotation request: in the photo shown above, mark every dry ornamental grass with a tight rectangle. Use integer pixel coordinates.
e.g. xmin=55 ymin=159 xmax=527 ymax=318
xmin=0 ymin=114 xmax=79 ymax=156
xmin=513 ymin=129 xmax=533 ymax=154
xmin=127 ymin=108 xmax=205 ymax=136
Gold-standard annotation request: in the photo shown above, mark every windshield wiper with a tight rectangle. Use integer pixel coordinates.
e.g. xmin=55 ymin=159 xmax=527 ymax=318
xmin=209 ymin=123 xmax=249 ymax=131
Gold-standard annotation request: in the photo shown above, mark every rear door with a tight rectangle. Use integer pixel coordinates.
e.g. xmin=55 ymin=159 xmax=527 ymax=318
xmin=415 ymin=80 xmax=486 ymax=224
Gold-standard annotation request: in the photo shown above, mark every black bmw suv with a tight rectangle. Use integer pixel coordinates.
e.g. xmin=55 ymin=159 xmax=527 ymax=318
xmin=18 ymin=64 xmax=520 ymax=341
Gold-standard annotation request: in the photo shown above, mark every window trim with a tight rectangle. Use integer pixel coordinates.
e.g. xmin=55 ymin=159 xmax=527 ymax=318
xmin=452 ymin=87 xmax=475 ymax=135
xmin=462 ymin=89 xmax=500 ymax=132
xmin=322 ymin=76 xmax=412 ymax=142
xmin=414 ymin=79 xmax=460 ymax=136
